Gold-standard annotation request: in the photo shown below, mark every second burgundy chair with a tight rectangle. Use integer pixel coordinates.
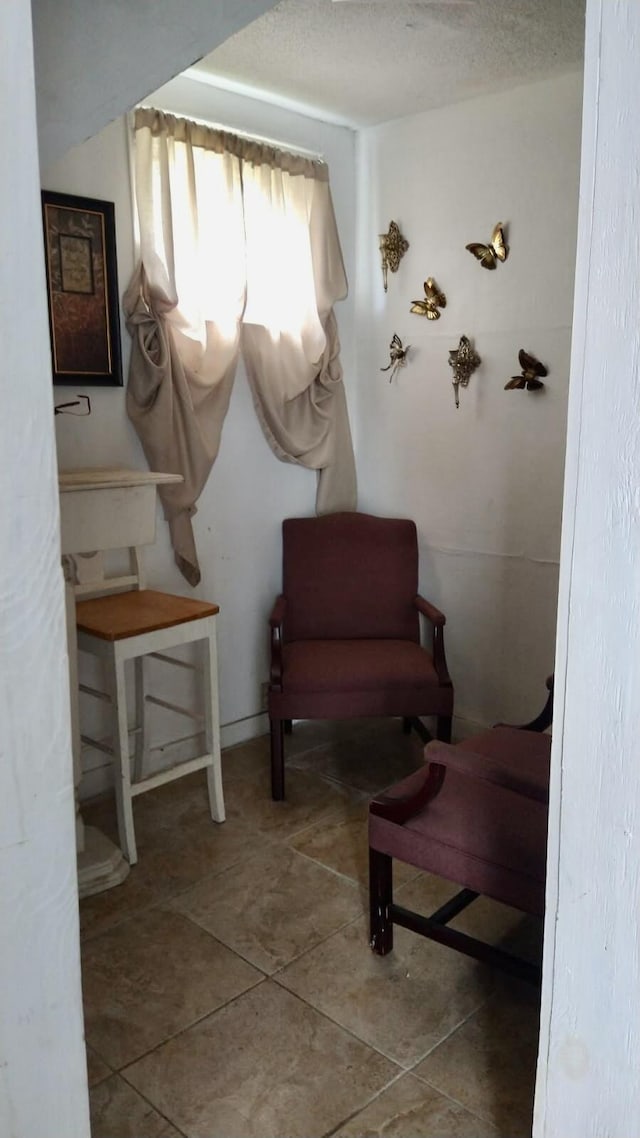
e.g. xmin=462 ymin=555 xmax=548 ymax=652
xmin=267 ymin=512 xmax=454 ymax=800
xmin=368 ymin=678 xmax=554 ymax=984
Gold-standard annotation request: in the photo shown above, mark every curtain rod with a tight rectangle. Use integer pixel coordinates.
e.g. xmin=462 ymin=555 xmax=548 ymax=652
xmin=135 ymin=104 xmax=325 ymax=164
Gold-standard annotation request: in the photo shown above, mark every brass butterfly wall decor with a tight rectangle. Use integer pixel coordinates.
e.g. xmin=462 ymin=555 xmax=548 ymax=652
xmin=505 ymin=349 xmax=548 ymax=391
xmin=448 ymin=335 xmax=481 ymax=409
xmin=380 ymin=334 xmax=410 ymax=383
xmin=410 ymin=278 xmax=446 ymax=320
xmin=466 ymin=222 xmax=509 ymax=270
xmin=379 ymin=221 xmax=409 ymax=291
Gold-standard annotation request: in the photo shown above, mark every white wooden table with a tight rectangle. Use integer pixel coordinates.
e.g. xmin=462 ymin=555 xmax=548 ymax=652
xmin=59 ymin=468 xmax=182 ymax=897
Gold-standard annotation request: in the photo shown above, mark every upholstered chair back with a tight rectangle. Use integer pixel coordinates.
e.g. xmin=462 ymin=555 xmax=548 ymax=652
xmin=282 ymin=512 xmax=420 ymax=643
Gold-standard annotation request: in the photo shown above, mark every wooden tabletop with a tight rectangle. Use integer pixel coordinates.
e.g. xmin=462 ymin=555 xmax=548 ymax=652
xmin=59 ymin=468 xmax=183 ymax=492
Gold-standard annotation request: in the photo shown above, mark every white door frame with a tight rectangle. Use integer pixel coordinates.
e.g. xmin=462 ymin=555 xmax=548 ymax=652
xmin=535 ymin=1 xmax=640 ymax=1134
xmin=0 ymin=2 xmax=90 ymax=1136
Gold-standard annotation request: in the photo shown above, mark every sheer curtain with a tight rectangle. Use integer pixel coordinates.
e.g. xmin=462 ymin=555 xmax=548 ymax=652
xmin=125 ymin=108 xmax=356 ymax=585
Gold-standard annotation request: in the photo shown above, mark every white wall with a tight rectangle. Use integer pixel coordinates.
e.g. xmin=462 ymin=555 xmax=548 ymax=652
xmin=536 ymin=1 xmax=640 ymax=1133
xmin=32 ymin=0 xmax=278 ymax=169
xmin=46 ymin=70 xmax=581 ymax=790
xmin=355 ymin=72 xmax=583 ymax=731
xmin=0 ymin=1 xmax=89 ymax=1134
xmin=44 ymin=77 xmax=356 ymax=797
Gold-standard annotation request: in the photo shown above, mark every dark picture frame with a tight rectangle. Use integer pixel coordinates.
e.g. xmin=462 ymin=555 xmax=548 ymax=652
xmin=41 ymin=190 xmax=123 ymax=386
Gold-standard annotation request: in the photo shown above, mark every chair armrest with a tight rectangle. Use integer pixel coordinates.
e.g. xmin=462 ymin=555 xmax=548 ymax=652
xmin=414 ymin=595 xmax=446 ymax=626
xmin=370 ymin=736 xmax=548 ymax=827
xmin=424 ymin=740 xmax=549 ymax=805
xmin=370 ymin=762 xmax=447 ymax=824
xmin=269 ymin=595 xmax=287 ymax=688
xmin=495 ymin=674 xmax=554 ymax=733
xmin=269 ymin=595 xmax=287 ymax=628
xmin=414 ymin=594 xmax=451 ymax=687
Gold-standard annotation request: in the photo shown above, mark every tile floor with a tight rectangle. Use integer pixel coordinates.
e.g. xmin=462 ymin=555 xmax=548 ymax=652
xmin=81 ymin=719 xmax=541 ymax=1138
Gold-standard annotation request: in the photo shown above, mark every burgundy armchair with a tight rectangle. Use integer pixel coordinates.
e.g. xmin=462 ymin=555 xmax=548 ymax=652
xmin=268 ymin=512 xmax=454 ymax=800
xmin=369 ymin=677 xmax=554 ymax=984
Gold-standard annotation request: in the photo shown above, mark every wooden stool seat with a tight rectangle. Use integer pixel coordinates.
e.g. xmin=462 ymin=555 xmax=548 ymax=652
xmin=76 ymin=589 xmax=220 ymax=640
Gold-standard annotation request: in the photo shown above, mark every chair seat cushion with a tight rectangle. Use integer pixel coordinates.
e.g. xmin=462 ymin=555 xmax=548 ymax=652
xmin=369 ymin=728 xmax=551 ymax=915
xmin=282 ymin=639 xmax=438 ymax=693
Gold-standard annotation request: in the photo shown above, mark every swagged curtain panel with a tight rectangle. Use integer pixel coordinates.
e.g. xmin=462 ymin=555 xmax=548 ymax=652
xmin=124 ymin=107 xmax=357 ymax=586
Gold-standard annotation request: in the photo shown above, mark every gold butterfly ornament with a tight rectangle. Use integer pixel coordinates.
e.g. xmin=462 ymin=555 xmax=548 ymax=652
xmin=448 ymin=335 xmax=481 ymax=409
xmin=410 ymin=277 xmax=446 ymax=320
xmin=505 ymin=349 xmax=547 ymax=391
xmin=380 ymin=334 xmax=410 ymax=383
xmin=466 ymin=222 xmax=509 ymax=270
xmin=379 ymin=221 xmax=409 ymax=292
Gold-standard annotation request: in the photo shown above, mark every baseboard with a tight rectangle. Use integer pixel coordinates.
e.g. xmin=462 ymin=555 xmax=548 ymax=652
xmin=79 ymin=710 xmax=484 ymax=802
xmin=452 ymin=713 xmax=489 ymax=741
xmin=78 ymin=764 xmax=114 ymax=802
xmin=220 ymin=712 xmax=269 ymax=749
xmin=78 ymin=712 xmax=270 ymax=802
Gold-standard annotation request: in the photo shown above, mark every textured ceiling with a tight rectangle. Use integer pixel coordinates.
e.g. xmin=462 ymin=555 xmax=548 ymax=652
xmin=194 ymin=0 xmax=585 ymax=127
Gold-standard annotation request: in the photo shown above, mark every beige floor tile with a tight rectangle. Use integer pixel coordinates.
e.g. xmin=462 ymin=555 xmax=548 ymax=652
xmin=223 ymin=762 xmax=359 ymax=840
xmin=396 ymin=876 xmax=539 ymax=950
xmin=289 ymin=800 xmax=421 ymax=893
xmin=80 ymin=804 xmax=275 ymax=941
xmin=453 ymin=900 xmax=539 ymax=955
xmin=286 ymin=720 xmax=427 ymax=795
xmin=490 ymin=913 xmax=544 ymax=966
xmin=221 ymin=731 xmax=348 ymax=783
xmin=222 ymin=735 xmax=272 ymax=781
xmin=332 ymin=1072 xmax=501 ymax=1137
xmin=124 ymin=980 xmax=399 ymax=1138
xmin=278 ymin=910 xmax=493 ymax=1068
xmin=84 ymin=773 xmax=201 ymax=837
xmin=86 ymin=1045 xmax=111 ymax=1087
xmin=83 ymin=907 xmax=262 ymax=1068
xmin=395 ymin=875 xmax=544 ymax=980
xmin=171 ymin=843 xmax=362 ymax=974
xmin=414 ymin=988 xmax=540 ymax=1136
xmin=220 ymin=720 xmax=382 ymax=784
xmin=81 ymin=728 xmax=538 ymax=1138
xmin=90 ymin=1074 xmax=182 ymax=1138
xmin=285 ymin=717 xmax=385 ymax=755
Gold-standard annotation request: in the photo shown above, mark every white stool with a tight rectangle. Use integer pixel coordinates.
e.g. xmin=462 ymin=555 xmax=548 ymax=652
xmin=74 ymin=552 xmax=224 ymax=865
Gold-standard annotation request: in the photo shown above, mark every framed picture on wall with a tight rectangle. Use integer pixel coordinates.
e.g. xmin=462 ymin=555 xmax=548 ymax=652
xmin=41 ymin=190 xmax=123 ymax=386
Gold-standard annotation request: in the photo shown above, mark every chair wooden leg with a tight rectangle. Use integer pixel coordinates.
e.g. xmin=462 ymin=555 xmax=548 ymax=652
xmin=369 ymin=848 xmax=393 ymax=955
xmin=401 ymin=717 xmax=412 ymax=734
xmin=270 ymin=717 xmax=285 ymax=801
xmin=410 ymin=716 xmax=432 ymax=745
xmin=437 ymin=714 xmax=452 ymax=743
xmin=106 ymin=653 xmax=137 ymax=866
xmin=284 ymin=719 xmax=293 ymax=735
xmin=133 ymin=655 xmax=150 ymax=783
xmin=202 ymin=627 xmax=225 ymax=823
